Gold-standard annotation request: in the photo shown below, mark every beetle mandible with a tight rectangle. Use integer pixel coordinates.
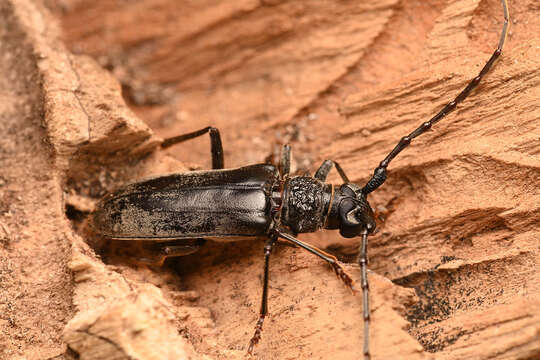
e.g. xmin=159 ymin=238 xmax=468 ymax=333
xmin=91 ymin=1 xmax=509 ymax=358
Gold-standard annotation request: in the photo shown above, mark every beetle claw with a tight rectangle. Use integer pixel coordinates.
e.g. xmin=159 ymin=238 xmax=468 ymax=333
xmin=331 ymin=262 xmax=357 ymax=293
xmin=247 ymin=317 xmax=264 ymax=355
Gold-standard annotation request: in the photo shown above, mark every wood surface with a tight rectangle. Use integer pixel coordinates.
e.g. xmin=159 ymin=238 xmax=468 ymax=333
xmin=0 ymin=0 xmax=538 ymax=359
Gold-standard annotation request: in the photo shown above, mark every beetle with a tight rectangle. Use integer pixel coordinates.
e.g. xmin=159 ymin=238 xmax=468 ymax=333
xmin=91 ymin=1 xmax=509 ymax=358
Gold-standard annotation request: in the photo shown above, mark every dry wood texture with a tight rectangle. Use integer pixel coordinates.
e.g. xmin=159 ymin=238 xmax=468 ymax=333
xmin=0 ymin=0 xmax=538 ymax=359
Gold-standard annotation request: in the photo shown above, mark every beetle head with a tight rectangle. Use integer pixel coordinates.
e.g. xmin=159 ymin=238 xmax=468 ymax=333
xmin=326 ymin=183 xmax=376 ymax=238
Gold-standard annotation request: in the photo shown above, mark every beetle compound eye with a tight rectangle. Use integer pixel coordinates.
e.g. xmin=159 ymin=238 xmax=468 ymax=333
xmin=338 ymin=199 xmax=362 ymax=238
xmin=346 ymin=209 xmax=360 ymax=225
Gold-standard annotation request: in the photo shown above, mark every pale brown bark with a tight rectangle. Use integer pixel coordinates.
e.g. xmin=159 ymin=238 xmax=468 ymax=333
xmin=1 ymin=0 xmax=538 ymax=359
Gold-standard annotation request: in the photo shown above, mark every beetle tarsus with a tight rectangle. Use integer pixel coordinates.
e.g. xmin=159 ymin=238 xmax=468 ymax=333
xmin=249 ymin=236 xmax=276 ymax=354
xmin=331 ymin=262 xmax=357 ymax=294
xmin=277 ymin=230 xmax=358 ymax=292
xmin=247 ymin=316 xmax=265 ymax=355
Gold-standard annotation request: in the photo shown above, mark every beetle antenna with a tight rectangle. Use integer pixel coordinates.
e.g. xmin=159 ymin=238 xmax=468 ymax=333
xmin=358 ymin=228 xmax=371 ymax=360
xmin=361 ymin=0 xmax=509 ymax=196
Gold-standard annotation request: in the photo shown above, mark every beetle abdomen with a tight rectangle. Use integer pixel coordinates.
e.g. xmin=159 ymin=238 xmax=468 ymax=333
xmin=92 ymin=164 xmax=279 ymax=240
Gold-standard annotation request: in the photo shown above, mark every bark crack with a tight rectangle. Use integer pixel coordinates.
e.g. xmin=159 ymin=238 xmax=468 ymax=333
xmin=65 ymin=54 xmax=91 ymax=143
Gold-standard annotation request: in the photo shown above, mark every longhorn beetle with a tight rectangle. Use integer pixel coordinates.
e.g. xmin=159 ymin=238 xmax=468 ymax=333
xmin=91 ymin=1 xmax=509 ymax=358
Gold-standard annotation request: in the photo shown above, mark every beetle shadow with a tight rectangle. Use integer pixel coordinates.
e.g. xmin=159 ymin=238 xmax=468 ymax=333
xmin=171 ymin=238 xmax=266 ymax=277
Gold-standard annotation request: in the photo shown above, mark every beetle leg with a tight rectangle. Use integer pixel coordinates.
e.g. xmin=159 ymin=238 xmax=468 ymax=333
xmin=248 ymin=235 xmax=277 ymax=354
xmin=314 ymin=159 xmax=350 ymax=183
xmin=276 ymin=230 xmax=356 ymax=292
xmin=279 ymin=144 xmax=291 ymax=177
xmin=161 ymin=126 xmax=224 ymax=169
xmin=134 ymin=239 xmax=206 ymax=266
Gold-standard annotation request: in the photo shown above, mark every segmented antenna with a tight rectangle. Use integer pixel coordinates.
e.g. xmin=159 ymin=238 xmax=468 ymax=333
xmin=361 ymin=0 xmax=509 ymax=196
xmin=360 ymin=1 xmax=509 ymax=359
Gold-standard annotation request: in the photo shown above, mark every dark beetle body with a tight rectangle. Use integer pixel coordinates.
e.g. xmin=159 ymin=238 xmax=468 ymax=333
xmin=91 ymin=146 xmax=374 ymax=351
xmin=93 ymin=164 xmax=279 ymax=240
xmin=92 ymin=163 xmax=358 ymax=242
